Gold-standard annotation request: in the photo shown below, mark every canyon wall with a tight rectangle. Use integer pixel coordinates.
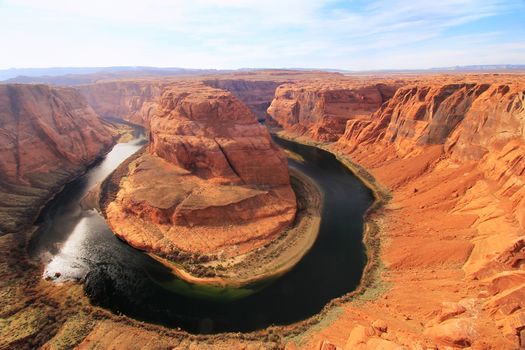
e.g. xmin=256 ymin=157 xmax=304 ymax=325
xmin=268 ymin=82 xmax=399 ymax=141
xmin=340 ymin=81 xmax=525 ymax=276
xmin=105 ymin=83 xmax=296 ymax=258
xmin=78 ymin=81 xmax=166 ymax=126
xmin=1 ymin=73 xmax=523 ymax=349
xmin=203 ymin=79 xmax=283 ymax=124
xmin=269 ymin=77 xmax=525 ymax=349
xmin=0 ymin=84 xmax=114 ymax=233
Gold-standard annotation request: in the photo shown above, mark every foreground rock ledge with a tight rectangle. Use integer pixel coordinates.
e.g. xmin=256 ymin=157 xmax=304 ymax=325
xmin=100 ymin=83 xmax=323 ymax=286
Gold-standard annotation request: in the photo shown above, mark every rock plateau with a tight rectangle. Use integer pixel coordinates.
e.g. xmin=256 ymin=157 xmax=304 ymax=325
xmin=103 ymin=83 xmax=297 ymax=260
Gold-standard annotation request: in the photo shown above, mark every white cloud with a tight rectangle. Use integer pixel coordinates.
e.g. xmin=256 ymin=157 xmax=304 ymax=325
xmin=0 ymin=0 xmax=523 ymax=69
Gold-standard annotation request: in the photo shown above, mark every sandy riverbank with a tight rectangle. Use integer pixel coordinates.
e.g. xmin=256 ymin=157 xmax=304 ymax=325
xmin=146 ymin=167 xmax=322 ymax=289
xmin=99 ymin=150 xmax=323 ymax=289
xmin=0 ymin=131 xmax=387 ymax=349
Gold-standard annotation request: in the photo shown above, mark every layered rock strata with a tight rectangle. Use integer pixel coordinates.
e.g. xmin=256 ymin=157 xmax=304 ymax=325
xmin=78 ymin=81 xmax=165 ymax=126
xmin=104 ymin=83 xmax=297 ymax=260
xmin=0 ymin=84 xmax=114 ymax=233
xmin=203 ymin=79 xmax=283 ymax=124
xmin=270 ymin=76 xmax=525 ymax=349
xmin=268 ymin=82 xmax=398 ymax=141
xmin=3 ymin=72 xmax=525 ymax=349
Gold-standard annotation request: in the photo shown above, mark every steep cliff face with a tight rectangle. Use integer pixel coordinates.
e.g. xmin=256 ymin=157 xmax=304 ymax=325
xmin=268 ymin=82 xmax=398 ymax=141
xmin=203 ymin=79 xmax=283 ymax=124
xmin=79 ymin=81 xmax=165 ymax=126
xmin=266 ymin=76 xmax=525 ymax=348
xmin=338 ymin=83 xmax=491 ymax=154
xmin=105 ymin=83 xmax=296 ymax=258
xmin=338 ymin=82 xmax=524 ymax=183
xmin=0 ymin=84 xmax=114 ymax=233
xmin=308 ymin=79 xmax=525 ymax=349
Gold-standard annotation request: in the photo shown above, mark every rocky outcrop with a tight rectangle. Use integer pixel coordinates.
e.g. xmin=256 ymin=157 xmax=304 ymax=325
xmin=268 ymin=82 xmax=398 ymax=141
xmin=337 ymin=83 xmax=525 ymax=266
xmin=0 ymin=84 xmax=114 ymax=233
xmin=104 ymin=83 xmax=296 ymax=258
xmin=78 ymin=81 xmax=165 ymax=126
xmin=203 ymin=79 xmax=283 ymax=124
xmin=338 ymin=83 xmax=490 ymax=153
xmin=272 ymin=76 xmax=525 ymax=349
xmin=2 ymin=72 xmax=523 ymax=349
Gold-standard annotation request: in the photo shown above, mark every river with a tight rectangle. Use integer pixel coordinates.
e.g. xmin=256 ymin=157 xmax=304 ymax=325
xmin=28 ymin=130 xmax=374 ymax=334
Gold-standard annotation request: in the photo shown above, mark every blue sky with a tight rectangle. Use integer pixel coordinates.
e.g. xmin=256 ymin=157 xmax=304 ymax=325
xmin=0 ymin=0 xmax=524 ymax=70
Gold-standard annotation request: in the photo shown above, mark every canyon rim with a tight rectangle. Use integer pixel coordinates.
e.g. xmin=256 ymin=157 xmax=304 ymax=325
xmin=1 ymin=70 xmax=524 ymax=349
xmin=1 ymin=1 xmax=525 ymax=349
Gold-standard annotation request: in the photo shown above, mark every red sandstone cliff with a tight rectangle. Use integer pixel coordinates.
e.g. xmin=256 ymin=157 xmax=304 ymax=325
xmin=78 ymin=81 xmax=165 ymax=126
xmin=80 ymin=73 xmax=342 ymax=128
xmin=0 ymin=84 xmax=114 ymax=233
xmin=105 ymin=83 xmax=296 ymax=258
xmin=1 ymin=73 xmax=524 ymax=349
xmin=268 ymin=82 xmax=398 ymax=141
xmin=203 ymin=79 xmax=283 ymax=124
xmin=269 ymin=76 xmax=525 ymax=349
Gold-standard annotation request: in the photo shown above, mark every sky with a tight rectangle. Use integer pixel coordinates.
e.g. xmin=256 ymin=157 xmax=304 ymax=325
xmin=0 ymin=0 xmax=524 ymax=70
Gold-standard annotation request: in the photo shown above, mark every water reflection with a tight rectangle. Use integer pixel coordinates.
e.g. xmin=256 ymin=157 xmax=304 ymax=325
xmin=29 ymin=133 xmax=147 ymax=280
xmin=29 ymin=133 xmax=374 ymax=333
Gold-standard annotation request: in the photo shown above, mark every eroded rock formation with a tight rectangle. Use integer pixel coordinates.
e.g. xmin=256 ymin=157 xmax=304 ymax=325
xmin=270 ymin=76 xmax=525 ymax=349
xmin=203 ymin=79 xmax=283 ymax=124
xmin=268 ymin=82 xmax=398 ymax=141
xmin=3 ymin=72 xmax=524 ymax=349
xmin=104 ymin=83 xmax=296 ymax=258
xmin=0 ymin=84 xmax=114 ymax=233
xmin=79 ymin=81 xmax=165 ymax=126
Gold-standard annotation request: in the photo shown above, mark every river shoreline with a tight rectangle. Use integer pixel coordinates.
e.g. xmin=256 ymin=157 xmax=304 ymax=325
xmin=0 ymin=127 xmax=388 ymax=348
xmin=96 ymin=129 xmax=388 ymax=331
xmin=271 ymin=129 xmax=392 ymax=308
xmin=99 ymin=145 xmax=323 ymax=289
xmin=2 ymin=118 xmax=143 ymax=237
xmin=1 ymin=141 xmax=115 ymax=236
xmin=147 ymin=167 xmax=322 ymax=289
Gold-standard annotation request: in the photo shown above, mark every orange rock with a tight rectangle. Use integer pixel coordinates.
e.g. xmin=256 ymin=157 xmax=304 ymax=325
xmin=149 ymin=84 xmax=292 ymax=187
xmin=318 ymin=340 xmax=338 ymax=350
xmin=0 ymin=84 xmax=114 ymax=232
xmin=203 ymin=79 xmax=283 ymax=125
xmin=435 ymin=302 xmax=467 ymax=324
xmin=499 ymin=311 xmax=525 ymax=337
xmin=371 ymin=320 xmax=388 ymax=334
xmin=270 ymin=74 xmax=525 ymax=350
xmin=268 ymin=82 xmax=398 ymax=142
xmin=344 ymin=325 xmax=403 ymax=350
xmin=424 ymin=318 xmax=477 ymax=348
xmin=79 ymin=80 xmax=165 ymax=125
xmin=365 ymin=338 xmax=404 ymax=350
xmin=105 ymin=83 xmax=296 ymax=258
xmin=484 ymin=270 xmax=525 ymax=299
xmin=344 ymin=325 xmax=375 ymax=350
